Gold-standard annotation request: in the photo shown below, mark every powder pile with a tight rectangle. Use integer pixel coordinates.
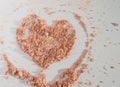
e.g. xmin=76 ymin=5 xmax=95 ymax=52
xmin=16 ymin=14 xmax=76 ymax=69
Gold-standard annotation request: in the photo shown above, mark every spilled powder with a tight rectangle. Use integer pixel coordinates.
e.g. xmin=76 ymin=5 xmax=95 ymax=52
xmin=74 ymin=13 xmax=96 ymax=49
xmin=97 ymin=85 xmax=101 ymax=87
xmin=74 ymin=13 xmax=89 ymax=38
xmin=0 ymin=39 xmax=4 ymax=45
xmin=79 ymin=0 xmax=94 ymax=10
xmin=3 ymin=14 xmax=93 ymax=87
xmin=89 ymin=57 xmax=94 ymax=62
xmin=110 ymin=66 xmax=115 ymax=69
xmin=111 ymin=23 xmax=118 ymax=27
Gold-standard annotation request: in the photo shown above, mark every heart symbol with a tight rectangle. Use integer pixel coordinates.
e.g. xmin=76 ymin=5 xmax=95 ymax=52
xmin=16 ymin=14 xmax=76 ymax=69
xmin=3 ymin=13 xmax=90 ymax=87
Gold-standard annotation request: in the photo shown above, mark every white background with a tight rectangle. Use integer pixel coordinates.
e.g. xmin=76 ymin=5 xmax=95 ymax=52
xmin=0 ymin=0 xmax=120 ymax=87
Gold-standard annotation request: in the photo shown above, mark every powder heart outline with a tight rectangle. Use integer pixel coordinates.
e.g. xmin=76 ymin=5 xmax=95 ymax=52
xmin=3 ymin=13 xmax=93 ymax=87
xmin=16 ymin=14 xmax=76 ymax=69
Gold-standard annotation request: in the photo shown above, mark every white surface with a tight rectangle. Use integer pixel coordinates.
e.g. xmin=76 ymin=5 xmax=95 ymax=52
xmin=0 ymin=0 xmax=120 ymax=87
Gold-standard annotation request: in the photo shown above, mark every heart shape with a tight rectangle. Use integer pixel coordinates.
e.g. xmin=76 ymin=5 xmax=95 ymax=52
xmin=16 ymin=14 xmax=76 ymax=69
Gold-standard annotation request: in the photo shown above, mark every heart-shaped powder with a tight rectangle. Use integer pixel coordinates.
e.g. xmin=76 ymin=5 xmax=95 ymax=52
xmin=16 ymin=14 xmax=76 ymax=69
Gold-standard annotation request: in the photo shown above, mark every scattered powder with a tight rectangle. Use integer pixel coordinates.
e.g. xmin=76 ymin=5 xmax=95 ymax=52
xmin=103 ymin=71 xmax=107 ymax=75
xmin=3 ymin=50 xmax=88 ymax=87
xmin=60 ymin=4 xmax=67 ymax=6
xmin=78 ymin=81 xmax=83 ymax=85
xmin=116 ymin=29 xmax=119 ymax=31
xmin=111 ymin=23 xmax=118 ymax=27
xmin=47 ymin=9 xmax=68 ymax=15
xmin=87 ymin=17 xmax=93 ymax=19
xmin=89 ymin=81 xmax=92 ymax=85
xmin=79 ymin=0 xmax=94 ymax=10
xmin=3 ymin=75 xmax=9 ymax=80
xmin=84 ymin=82 xmax=87 ymax=85
xmin=74 ymin=13 xmax=96 ymax=64
xmin=74 ymin=13 xmax=96 ymax=48
xmin=47 ymin=11 xmax=56 ymax=15
xmin=73 ymin=13 xmax=93 ymax=48
xmin=99 ymin=81 xmax=103 ymax=83
xmin=105 ymin=29 xmax=109 ymax=31
xmin=73 ymin=13 xmax=96 ymax=87
xmin=97 ymin=85 xmax=101 ymax=87
xmin=58 ymin=10 xmax=67 ymax=12
xmin=103 ymin=65 xmax=108 ymax=75
xmin=92 ymin=75 xmax=95 ymax=78
xmin=90 ymin=33 xmax=96 ymax=37
xmin=13 ymin=3 xmax=23 ymax=12
xmin=74 ymin=13 xmax=89 ymax=38
xmin=110 ymin=66 xmax=115 ymax=69
xmin=89 ymin=57 xmax=94 ymax=62
xmin=3 ymin=13 xmax=94 ymax=87
xmin=104 ymin=44 xmax=107 ymax=47
xmin=87 ymin=70 xmax=91 ymax=74
xmin=44 ymin=8 xmax=56 ymax=15
xmin=0 ymin=39 xmax=4 ymax=45
xmin=103 ymin=65 xmax=107 ymax=71
xmin=112 ymin=80 xmax=115 ymax=83
xmin=87 ymin=81 xmax=92 ymax=86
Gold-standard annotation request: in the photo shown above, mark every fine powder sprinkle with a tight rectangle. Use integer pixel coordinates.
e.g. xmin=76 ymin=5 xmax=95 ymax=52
xmin=3 ymin=14 xmax=91 ymax=87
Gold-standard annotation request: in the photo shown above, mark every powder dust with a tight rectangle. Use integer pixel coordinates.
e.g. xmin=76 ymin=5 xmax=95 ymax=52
xmin=3 ymin=13 xmax=94 ymax=87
